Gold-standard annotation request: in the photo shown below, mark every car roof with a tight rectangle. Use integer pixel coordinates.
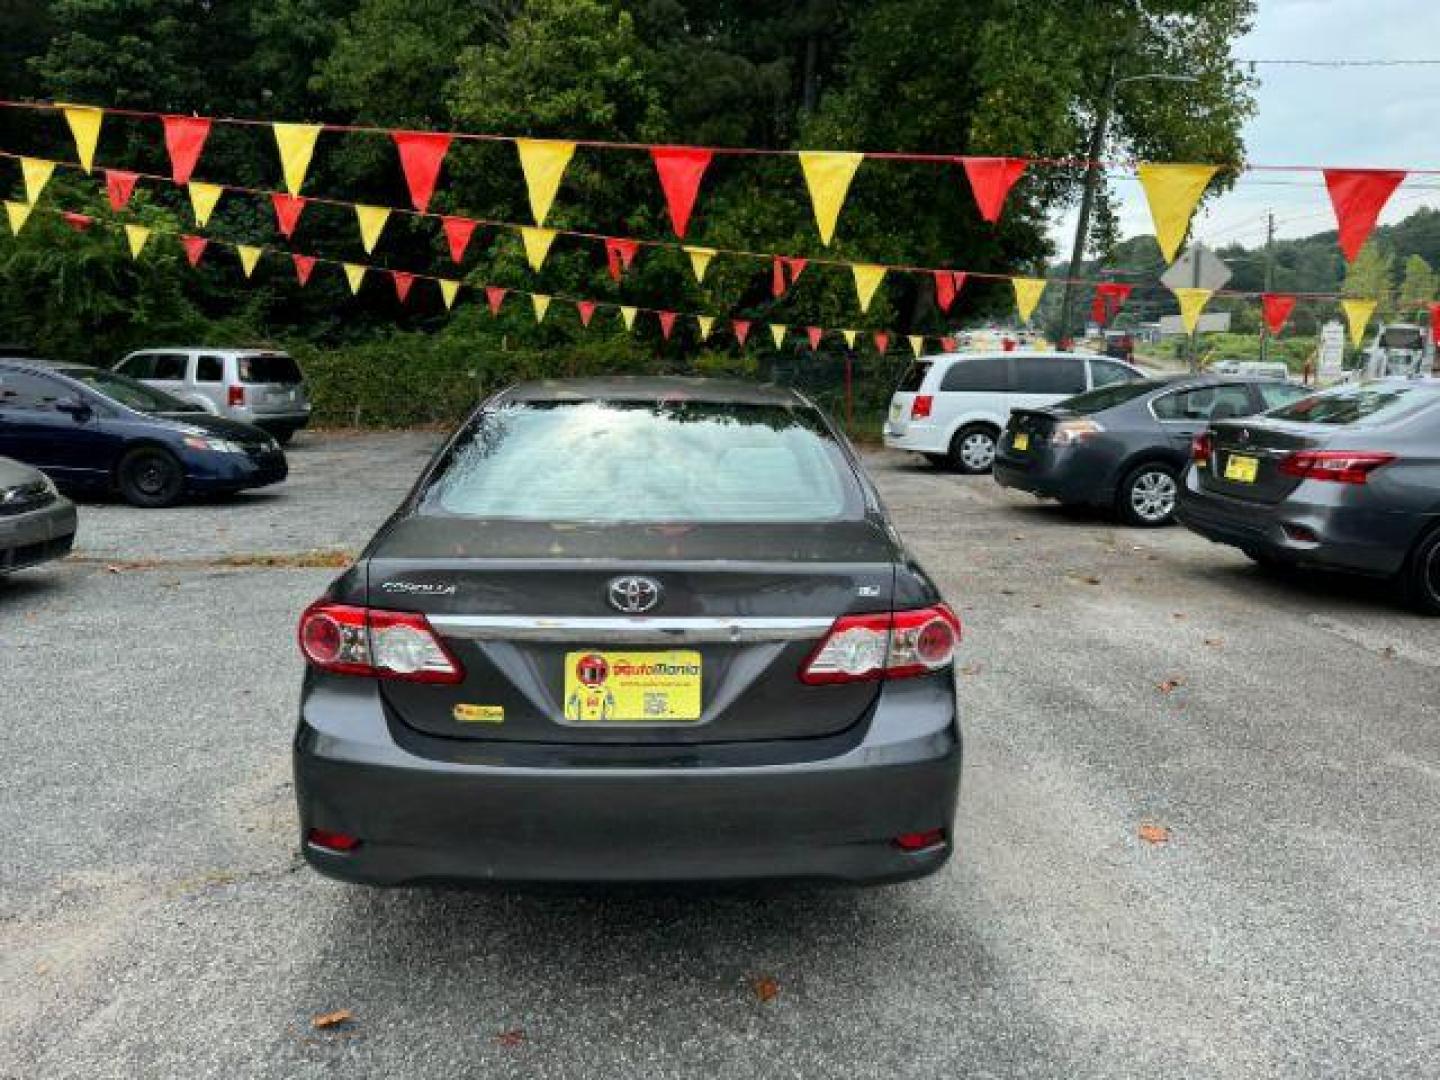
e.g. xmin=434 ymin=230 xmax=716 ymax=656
xmin=126 ymin=347 xmax=287 ymax=355
xmin=494 ymin=376 xmax=806 ymax=407
xmin=927 ymin=350 xmax=1099 ymax=362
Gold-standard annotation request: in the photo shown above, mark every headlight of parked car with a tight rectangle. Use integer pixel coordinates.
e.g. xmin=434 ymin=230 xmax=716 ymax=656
xmin=182 ymin=435 xmax=245 ymax=454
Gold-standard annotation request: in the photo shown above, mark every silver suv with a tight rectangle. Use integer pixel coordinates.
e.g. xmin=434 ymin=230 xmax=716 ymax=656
xmin=114 ymin=348 xmax=311 ymax=444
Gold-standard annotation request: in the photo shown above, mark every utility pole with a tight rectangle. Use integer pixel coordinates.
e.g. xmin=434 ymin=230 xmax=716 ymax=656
xmin=1057 ymin=59 xmax=1116 ymax=348
xmin=1260 ymin=210 xmax=1275 ymax=364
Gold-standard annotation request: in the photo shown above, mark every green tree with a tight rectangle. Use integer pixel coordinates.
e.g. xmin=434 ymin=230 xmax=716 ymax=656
xmin=1342 ymin=244 xmax=1395 ymax=313
xmin=1397 ymin=253 xmax=1436 ymax=316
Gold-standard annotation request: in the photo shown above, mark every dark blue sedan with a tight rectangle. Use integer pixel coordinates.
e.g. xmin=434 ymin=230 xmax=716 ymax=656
xmin=0 ymin=358 xmax=287 ymax=507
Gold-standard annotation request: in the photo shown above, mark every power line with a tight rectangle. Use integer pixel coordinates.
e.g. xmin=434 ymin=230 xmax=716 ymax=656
xmin=1236 ymin=58 xmax=1440 ymax=68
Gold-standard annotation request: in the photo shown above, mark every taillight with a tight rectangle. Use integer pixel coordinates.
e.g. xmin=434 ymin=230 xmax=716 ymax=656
xmin=800 ymin=604 xmax=961 ymax=685
xmin=1279 ymin=451 xmax=1395 ymax=485
xmin=911 ymin=395 xmax=933 ymax=420
xmin=228 ymin=385 xmax=245 ymax=407
xmin=1192 ymin=431 xmax=1214 ymax=466
xmin=298 ymin=600 xmax=464 ymax=683
xmin=1051 ymin=419 xmax=1103 ymax=446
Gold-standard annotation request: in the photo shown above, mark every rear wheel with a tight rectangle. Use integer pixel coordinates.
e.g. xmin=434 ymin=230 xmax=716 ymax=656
xmin=117 ymin=447 xmax=184 ymax=508
xmin=1117 ymin=462 xmax=1178 ymax=527
xmin=1403 ymin=526 xmax=1440 ymax=615
xmin=949 ymin=425 xmax=998 ymax=474
xmin=273 ymin=429 xmax=295 ymax=446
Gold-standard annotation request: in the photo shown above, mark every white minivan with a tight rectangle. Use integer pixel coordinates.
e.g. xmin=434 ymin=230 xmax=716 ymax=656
xmin=115 ymin=348 xmax=312 ymax=444
xmin=884 ymin=351 xmax=1145 ymax=472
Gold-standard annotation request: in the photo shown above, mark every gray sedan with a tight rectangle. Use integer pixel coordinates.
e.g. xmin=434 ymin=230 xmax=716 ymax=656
xmin=0 ymin=455 xmax=76 ymax=574
xmin=1178 ymin=379 xmax=1440 ymax=613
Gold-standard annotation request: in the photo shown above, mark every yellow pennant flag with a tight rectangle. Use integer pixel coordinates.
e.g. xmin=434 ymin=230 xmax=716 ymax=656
xmin=61 ymin=106 xmax=104 ymax=173
xmin=124 ymin=224 xmax=150 ymax=259
xmin=21 ymin=158 xmax=55 ymax=204
xmin=851 ymin=264 xmax=886 ymax=313
xmin=514 ymin=139 xmax=576 ymax=226
xmin=273 ymin=123 xmax=322 ymax=195
xmin=439 ymin=279 xmax=460 ymax=310
xmin=685 ymin=245 xmax=716 ymax=283
xmin=696 ymin=315 xmax=715 ymax=341
xmin=4 ymin=200 xmax=33 ymax=235
xmin=237 ymin=244 xmax=262 ymax=278
xmin=620 ymin=306 xmax=638 ymax=331
xmin=1012 ymin=277 xmax=1046 ymax=323
xmin=531 ymin=293 xmax=551 ymax=323
xmin=798 ymin=151 xmax=864 ymax=245
xmin=1171 ymin=287 xmax=1214 ymax=334
xmin=188 ymin=182 xmax=223 ymax=227
xmin=908 ymin=334 xmax=925 ymax=358
xmin=343 ymin=263 xmax=366 ymax=294
xmin=520 ymin=226 xmax=557 ymax=272
xmin=842 ymin=329 xmax=858 ymax=349
xmin=1341 ymin=298 xmax=1377 ymax=347
xmin=1137 ymin=163 xmax=1219 ymax=262
xmin=769 ymin=323 xmax=787 ymax=349
xmin=355 ymin=204 xmax=390 ymax=254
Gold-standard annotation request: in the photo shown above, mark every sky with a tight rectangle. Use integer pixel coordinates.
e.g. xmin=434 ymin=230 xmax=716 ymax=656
xmin=1048 ymin=0 xmax=1440 ymax=255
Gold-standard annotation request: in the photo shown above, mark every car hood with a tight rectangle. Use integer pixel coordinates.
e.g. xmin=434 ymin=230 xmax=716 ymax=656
xmin=151 ymin=412 xmax=273 ymax=442
xmin=0 ymin=455 xmax=44 ymax=487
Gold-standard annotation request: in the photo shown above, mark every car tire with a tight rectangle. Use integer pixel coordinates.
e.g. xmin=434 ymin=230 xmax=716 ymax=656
xmin=949 ymin=425 xmax=998 ymax=474
xmin=117 ymin=447 xmax=185 ymax=508
xmin=1403 ymin=526 xmax=1440 ymax=616
xmin=273 ymin=429 xmax=295 ymax=447
xmin=1117 ymin=462 xmax=1179 ymax=527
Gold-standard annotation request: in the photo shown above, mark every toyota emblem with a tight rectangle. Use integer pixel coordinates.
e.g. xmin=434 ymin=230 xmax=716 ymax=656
xmin=607 ymin=575 xmax=662 ymax=614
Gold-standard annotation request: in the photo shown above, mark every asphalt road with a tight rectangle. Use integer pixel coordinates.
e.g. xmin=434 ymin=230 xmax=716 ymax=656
xmin=2 ymin=432 xmax=1437 ymax=1079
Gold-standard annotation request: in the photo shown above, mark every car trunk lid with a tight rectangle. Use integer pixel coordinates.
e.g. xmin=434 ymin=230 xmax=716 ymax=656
xmin=1199 ymin=418 xmax=1333 ymax=504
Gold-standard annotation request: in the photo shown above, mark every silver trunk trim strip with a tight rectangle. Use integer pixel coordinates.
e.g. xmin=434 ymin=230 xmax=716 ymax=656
xmin=426 ymin=614 xmax=835 ymax=643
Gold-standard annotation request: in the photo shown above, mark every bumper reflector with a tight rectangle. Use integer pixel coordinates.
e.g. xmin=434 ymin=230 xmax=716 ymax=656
xmin=892 ymin=828 xmax=946 ymax=852
xmin=307 ymin=827 xmax=361 ymax=853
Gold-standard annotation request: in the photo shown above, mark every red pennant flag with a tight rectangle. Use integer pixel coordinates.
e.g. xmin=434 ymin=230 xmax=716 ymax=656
xmin=271 ymin=193 xmax=305 ymax=239
xmin=650 ymin=147 xmax=712 ymax=238
xmin=62 ymin=212 xmax=93 ymax=232
xmin=873 ymin=332 xmax=890 ymax=354
xmin=485 ymin=286 xmax=507 ymax=316
xmin=180 ymin=235 xmax=208 ymax=267
xmin=162 ymin=115 xmax=211 ymax=184
xmin=392 ymin=131 xmax=452 ymax=213
xmin=934 ymin=271 xmax=957 ymax=313
xmin=441 ymin=217 xmax=477 ymax=264
xmin=1324 ymin=169 xmax=1406 ymax=262
xmin=1091 ymin=282 xmax=1133 ymax=326
xmin=1430 ymin=301 xmax=1440 ymax=346
xmin=292 ymin=253 xmax=316 ymax=286
xmin=771 ymin=256 xmax=808 ymax=297
xmin=783 ymin=257 xmax=807 ymax=285
xmin=941 ymin=336 xmax=958 ymax=353
xmin=392 ymin=271 xmax=415 ymax=302
xmin=658 ymin=311 xmax=677 ymax=340
xmin=576 ymin=300 xmax=596 ymax=327
xmin=605 ymin=237 xmax=639 ymax=281
xmin=1260 ymin=293 xmax=1297 ymax=335
xmin=732 ymin=319 xmax=752 ymax=346
xmin=806 ymin=326 xmax=824 ymax=350
xmin=105 ymin=169 xmax=139 ymax=211
xmin=960 ymin=157 xmax=1027 ymax=224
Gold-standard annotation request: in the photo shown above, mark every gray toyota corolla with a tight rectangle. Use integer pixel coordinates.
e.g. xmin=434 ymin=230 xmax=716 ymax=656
xmin=294 ymin=378 xmax=962 ymax=886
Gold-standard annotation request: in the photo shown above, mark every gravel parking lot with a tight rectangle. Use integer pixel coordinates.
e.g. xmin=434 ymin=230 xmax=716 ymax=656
xmin=3 ymin=432 xmax=1437 ymax=1079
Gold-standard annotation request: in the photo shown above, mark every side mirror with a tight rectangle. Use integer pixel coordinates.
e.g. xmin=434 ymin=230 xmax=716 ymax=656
xmin=56 ymin=397 xmax=93 ymax=422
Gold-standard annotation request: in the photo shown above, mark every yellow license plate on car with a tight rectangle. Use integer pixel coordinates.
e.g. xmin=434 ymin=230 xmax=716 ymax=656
xmin=1012 ymin=433 xmax=1030 ymax=451
xmin=1224 ymin=454 xmax=1260 ymax=483
xmin=563 ymin=650 xmax=702 ymax=723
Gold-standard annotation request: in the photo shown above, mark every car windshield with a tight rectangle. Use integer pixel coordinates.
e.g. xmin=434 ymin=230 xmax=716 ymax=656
xmin=1058 ymin=380 xmax=1166 ymax=414
xmin=1268 ymin=383 xmax=1440 ymax=426
xmin=58 ymin=367 xmax=200 ymax=413
xmin=239 ymin=354 xmax=302 ymax=384
xmin=423 ymin=399 xmax=859 ymax=523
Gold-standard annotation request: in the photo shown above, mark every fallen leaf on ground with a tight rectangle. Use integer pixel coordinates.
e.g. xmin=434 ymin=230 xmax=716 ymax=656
xmin=310 ymin=1010 xmax=353 ymax=1030
xmin=1138 ymin=824 xmax=1171 ymax=845
xmin=1204 ymin=638 xmax=1224 ymax=648
xmin=1081 ymin=575 xmax=1101 ymax=585
xmin=1157 ymin=678 xmax=1184 ymax=694
xmin=495 ymin=1028 xmax=526 ymax=1047
xmin=1172 ymin=612 xmax=1187 ymax=620
xmin=1380 ymin=645 xmax=1397 ymax=659
xmin=959 ymin=663 xmax=983 ymax=677
xmin=751 ymin=976 xmax=780 ymax=1002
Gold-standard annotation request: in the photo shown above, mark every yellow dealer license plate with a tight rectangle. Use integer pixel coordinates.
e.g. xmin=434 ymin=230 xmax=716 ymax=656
xmin=563 ymin=650 xmax=702 ymax=723
xmin=1224 ymin=454 xmax=1260 ymax=483
xmin=1012 ymin=432 xmax=1030 ymax=451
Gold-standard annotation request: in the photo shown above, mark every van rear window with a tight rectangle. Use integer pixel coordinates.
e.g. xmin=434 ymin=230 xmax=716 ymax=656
xmin=238 ymin=354 xmax=302 ymax=384
xmin=897 ymin=363 xmax=931 ymax=392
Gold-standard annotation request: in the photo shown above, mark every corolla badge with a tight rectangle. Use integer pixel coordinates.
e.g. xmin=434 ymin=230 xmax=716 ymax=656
xmin=381 ymin=581 xmax=457 ymax=596
xmin=607 ymin=575 xmax=662 ymax=614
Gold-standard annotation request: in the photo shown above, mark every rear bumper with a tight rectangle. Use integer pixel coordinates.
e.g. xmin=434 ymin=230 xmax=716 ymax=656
xmin=294 ymin=676 xmax=961 ymax=887
xmin=0 ymin=498 xmax=77 ymax=573
xmin=882 ymin=421 xmax=946 ymax=454
xmin=993 ymin=447 xmax=1115 ymax=506
xmin=1176 ymin=468 xmax=1423 ymax=577
xmin=248 ymin=413 xmax=310 ymax=435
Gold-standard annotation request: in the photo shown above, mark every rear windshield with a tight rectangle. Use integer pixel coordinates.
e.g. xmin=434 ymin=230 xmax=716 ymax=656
xmin=1057 ymin=380 xmax=1163 ymax=414
xmin=423 ymin=400 xmax=860 ymax=523
xmin=1268 ymin=384 xmax=1440 ymax=426
xmin=238 ymin=354 xmax=302 ymax=384
xmin=897 ymin=363 xmax=931 ymax=392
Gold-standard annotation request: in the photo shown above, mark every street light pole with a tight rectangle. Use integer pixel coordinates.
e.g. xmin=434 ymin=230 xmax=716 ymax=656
xmin=1056 ymin=69 xmax=1200 ymax=347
